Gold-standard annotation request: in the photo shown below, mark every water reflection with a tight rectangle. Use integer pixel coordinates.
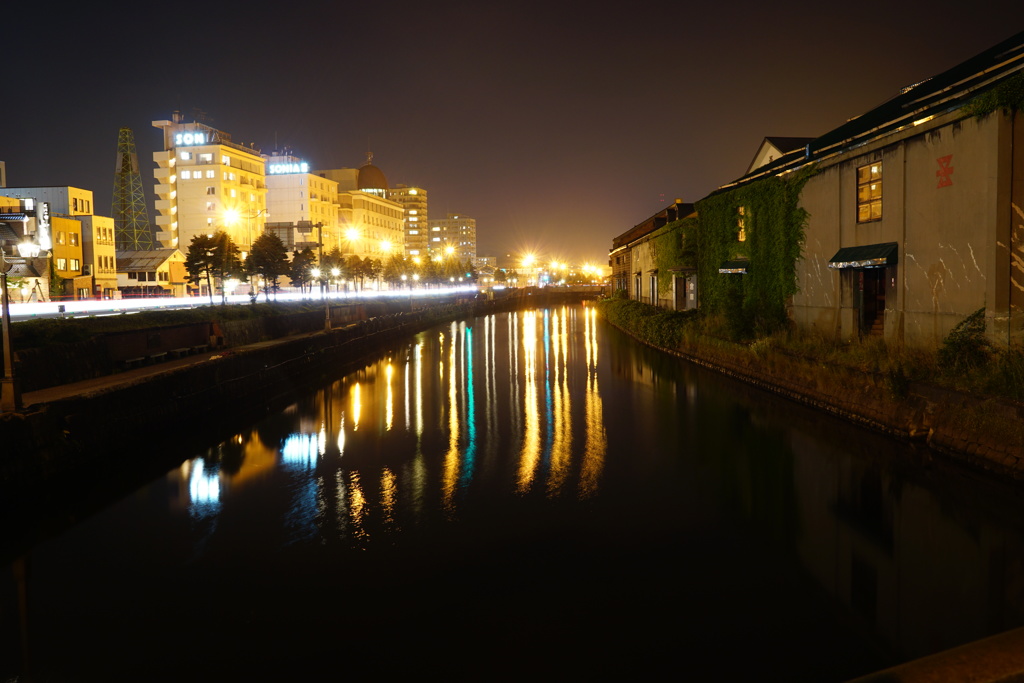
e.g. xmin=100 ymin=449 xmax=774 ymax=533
xmin=173 ymin=307 xmax=611 ymax=543
xmin=9 ymin=305 xmax=1024 ymax=681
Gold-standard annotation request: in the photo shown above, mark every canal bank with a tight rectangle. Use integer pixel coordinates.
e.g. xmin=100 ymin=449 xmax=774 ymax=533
xmin=596 ymin=303 xmax=1024 ymax=484
xmin=0 ymin=290 xmax=594 ymax=486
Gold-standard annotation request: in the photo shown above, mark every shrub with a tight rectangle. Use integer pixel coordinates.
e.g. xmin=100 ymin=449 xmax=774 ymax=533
xmin=938 ymin=308 xmax=989 ymax=373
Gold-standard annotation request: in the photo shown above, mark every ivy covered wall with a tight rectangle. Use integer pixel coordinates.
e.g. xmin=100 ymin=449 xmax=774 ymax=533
xmin=694 ymin=168 xmax=813 ymax=337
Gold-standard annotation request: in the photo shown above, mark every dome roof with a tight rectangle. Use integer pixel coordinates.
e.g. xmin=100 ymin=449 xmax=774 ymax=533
xmin=357 ymin=153 xmax=388 ymax=191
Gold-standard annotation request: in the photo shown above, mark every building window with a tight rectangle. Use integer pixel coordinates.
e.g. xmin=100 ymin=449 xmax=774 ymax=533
xmin=857 ymin=163 xmax=882 ymax=222
xmin=737 ymin=206 xmax=747 ymax=242
xmin=70 ymin=232 xmax=79 ymax=246
xmin=222 ymin=155 xmax=230 ymax=165
xmin=180 ymin=151 xmax=192 ymax=161
xmin=207 ymin=187 xmax=216 ymax=195
xmin=181 ymin=170 xmax=191 ymax=180
xmin=199 ymin=153 xmax=213 ymax=163
xmin=206 ymin=170 xmax=215 ymax=179
xmin=57 ymin=258 xmax=67 ymax=270
xmin=56 ymin=231 xmax=65 ymax=245
xmin=70 ymin=259 xmax=80 ymax=271
xmin=206 ymin=202 xmax=216 ymax=211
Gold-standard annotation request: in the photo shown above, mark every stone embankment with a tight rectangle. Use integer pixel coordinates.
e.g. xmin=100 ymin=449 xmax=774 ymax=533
xmin=605 ymin=320 xmax=1024 ymax=482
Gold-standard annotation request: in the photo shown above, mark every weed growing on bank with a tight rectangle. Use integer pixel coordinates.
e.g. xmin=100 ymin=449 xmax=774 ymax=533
xmin=596 ymin=298 xmax=1024 ymax=404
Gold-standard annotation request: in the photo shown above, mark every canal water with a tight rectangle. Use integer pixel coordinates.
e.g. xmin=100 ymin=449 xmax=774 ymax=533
xmin=2 ymin=305 xmax=1024 ymax=681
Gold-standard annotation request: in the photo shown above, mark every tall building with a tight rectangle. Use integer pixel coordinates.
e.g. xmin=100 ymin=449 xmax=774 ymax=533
xmin=315 ymin=156 xmax=404 ymax=261
xmin=152 ymin=113 xmax=267 ymax=256
xmin=427 ymin=213 xmax=476 ymax=262
xmin=388 ymin=184 xmax=428 ymax=258
xmin=265 ymin=151 xmax=339 ymax=254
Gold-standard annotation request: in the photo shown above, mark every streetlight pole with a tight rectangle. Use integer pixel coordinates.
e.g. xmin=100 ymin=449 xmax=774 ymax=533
xmin=1 ymin=247 xmax=22 ymax=411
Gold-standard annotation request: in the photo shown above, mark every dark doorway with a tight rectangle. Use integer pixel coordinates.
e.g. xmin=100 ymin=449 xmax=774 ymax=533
xmin=859 ymin=268 xmax=886 ymax=336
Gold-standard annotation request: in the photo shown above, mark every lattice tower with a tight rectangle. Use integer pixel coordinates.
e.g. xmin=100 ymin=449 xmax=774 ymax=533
xmin=112 ymin=127 xmax=153 ymax=250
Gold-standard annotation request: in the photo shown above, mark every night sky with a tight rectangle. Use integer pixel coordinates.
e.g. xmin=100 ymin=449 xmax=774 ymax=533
xmin=3 ymin=2 xmax=1023 ymax=264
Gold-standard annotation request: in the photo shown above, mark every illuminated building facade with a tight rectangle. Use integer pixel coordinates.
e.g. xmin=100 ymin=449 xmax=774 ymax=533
xmin=265 ymin=152 xmax=339 ymax=253
xmin=116 ymin=249 xmax=188 ymax=298
xmin=427 ymin=213 xmax=476 ymax=262
xmin=316 ymin=157 xmax=404 ymax=261
xmin=75 ymin=215 xmax=118 ymax=299
xmin=2 ymin=186 xmax=117 ymax=300
xmin=0 ymin=194 xmax=52 ymax=302
xmin=152 ymin=113 xmax=267 ymax=257
xmin=388 ymin=184 xmax=428 ymax=258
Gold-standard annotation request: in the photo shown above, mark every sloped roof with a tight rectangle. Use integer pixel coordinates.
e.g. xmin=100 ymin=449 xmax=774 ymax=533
xmin=611 ymin=201 xmax=695 ymax=250
xmin=116 ymin=249 xmax=182 ymax=271
xmin=746 ymin=137 xmax=815 ymax=174
xmin=718 ymin=30 xmax=1024 ymax=194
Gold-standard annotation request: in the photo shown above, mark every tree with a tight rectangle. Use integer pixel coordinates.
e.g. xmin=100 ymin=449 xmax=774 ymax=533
xmin=247 ymin=233 xmax=290 ymax=302
xmin=184 ymin=234 xmax=218 ymax=304
xmin=382 ymin=253 xmax=407 ymax=288
xmin=184 ymin=232 xmax=244 ymax=305
xmin=461 ymin=259 xmax=478 ymax=284
xmin=322 ymin=247 xmax=347 ymax=292
xmin=290 ymin=248 xmax=316 ymax=294
xmin=346 ymin=255 xmax=365 ymax=291
xmin=365 ymin=258 xmax=383 ymax=289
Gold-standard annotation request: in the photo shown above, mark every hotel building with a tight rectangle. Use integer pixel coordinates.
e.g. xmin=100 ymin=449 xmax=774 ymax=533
xmin=152 ymin=114 xmax=267 ymax=256
xmin=265 ymin=152 xmax=340 ymax=253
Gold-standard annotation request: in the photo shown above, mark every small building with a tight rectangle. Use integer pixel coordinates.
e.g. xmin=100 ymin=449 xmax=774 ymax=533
xmin=116 ymin=249 xmax=187 ymax=298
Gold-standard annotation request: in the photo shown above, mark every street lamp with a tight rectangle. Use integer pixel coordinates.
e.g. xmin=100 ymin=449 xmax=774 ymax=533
xmin=1 ymin=236 xmax=45 ymax=411
xmin=223 ymin=207 xmax=269 ymax=256
xmin=1 ymin=245 xmax=19 ymax=412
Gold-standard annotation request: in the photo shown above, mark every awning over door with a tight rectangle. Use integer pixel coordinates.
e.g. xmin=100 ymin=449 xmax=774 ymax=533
xmin=718 ymin=260 xmax=749 ymax=274
xmin=828 ymin=242 xmax=898 ymax=269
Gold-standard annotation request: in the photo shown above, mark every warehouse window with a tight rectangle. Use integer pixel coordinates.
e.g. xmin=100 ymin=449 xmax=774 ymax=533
xmin=857 ymin=163 xmax=882 ymax=222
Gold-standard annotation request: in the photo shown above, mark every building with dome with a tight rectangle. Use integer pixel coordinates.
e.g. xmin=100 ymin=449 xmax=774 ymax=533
xmin=315 ymin=154 xmax=404 ymax=261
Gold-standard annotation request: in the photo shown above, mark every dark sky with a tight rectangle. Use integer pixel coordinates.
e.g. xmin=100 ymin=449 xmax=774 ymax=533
xmin=3 ymin=2 xmax=1023 ymax=263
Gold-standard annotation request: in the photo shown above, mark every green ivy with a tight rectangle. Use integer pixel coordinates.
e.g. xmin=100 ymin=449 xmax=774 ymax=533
xmin=964 ymin=72 xmax=1024 ymax=117
xmin=694 ymin=166 xmax=813 ymax=339
xmin=596 ymin=296 xmax=697 ymax=349
xmin=649 ymin=216 xmax=699 ymax=293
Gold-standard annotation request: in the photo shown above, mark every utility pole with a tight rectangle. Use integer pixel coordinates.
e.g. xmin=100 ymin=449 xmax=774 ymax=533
xmin=112 ymin=127 xmax=154 ymax=251
xmin=1 ymin=248 xmax=22 ymax=412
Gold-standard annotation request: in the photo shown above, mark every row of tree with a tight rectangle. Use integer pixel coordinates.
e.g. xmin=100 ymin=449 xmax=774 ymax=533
xmin=183 ymin=232 xmax=480 ymax=304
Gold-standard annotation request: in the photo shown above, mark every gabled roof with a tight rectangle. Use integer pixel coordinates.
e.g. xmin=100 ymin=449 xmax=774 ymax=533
xmin=717 ymin=30 xmax=1024 ymax=195
xmin=116 ymin=249 xmax=183 ymax=271
xmin=746 ymin=137 xmax=815 ymax=174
